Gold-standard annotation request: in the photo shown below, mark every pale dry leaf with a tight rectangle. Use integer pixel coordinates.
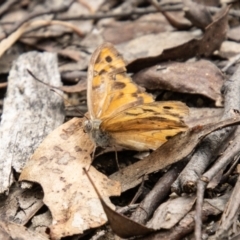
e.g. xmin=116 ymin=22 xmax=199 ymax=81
xmin=147 ymin=196 xmax=196 ymax=230
xmin=20 ymin=118 xmax=121 ymax=239
xmin=218 ymin=41 xmax=240 ymax=59
xmin=127 ymin=5 xmax=230 ymax=72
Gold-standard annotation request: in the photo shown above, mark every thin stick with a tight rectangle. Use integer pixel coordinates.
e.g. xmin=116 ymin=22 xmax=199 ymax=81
xmin=1 ymin=0 xmax=75 ymax=39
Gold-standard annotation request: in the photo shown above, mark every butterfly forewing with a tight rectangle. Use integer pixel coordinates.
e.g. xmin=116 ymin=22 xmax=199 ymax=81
xmin=88 ymin=43 xmax=154 ymax=120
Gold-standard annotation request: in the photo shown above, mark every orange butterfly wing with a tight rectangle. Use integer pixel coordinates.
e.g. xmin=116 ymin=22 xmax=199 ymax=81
xmin=86 ymin=42 xmax=189 ymax=151
xmin=101 ymin=101 xmax=188 ymax=150
xmin=87 ymin=42 xmax=153 ymax=120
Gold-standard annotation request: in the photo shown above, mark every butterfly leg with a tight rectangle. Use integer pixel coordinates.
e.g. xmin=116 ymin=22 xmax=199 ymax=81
xmin=114 ymin=146 xmax=120 ymax=171
xmin=87 ymin=144 xmax=97 ymax=171
xmin=130 ymin=176 xmax=146 ymax=204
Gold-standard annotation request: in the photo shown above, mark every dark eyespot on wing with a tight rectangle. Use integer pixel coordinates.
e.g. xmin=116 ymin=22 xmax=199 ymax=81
xmin=105 ymin=56 xmax=112 ymax=62
xmin=115 ymin=92 xmax=124 ymax=100
xmin=165 ymin=135 xmax=172 ymax=140
xmin=163 ymin=106 xmax=173 ymax=110
xmin=113 ymin=81 xmax=126 ymax=89
xmin=99 ymin=69 xmax=107 ymax=75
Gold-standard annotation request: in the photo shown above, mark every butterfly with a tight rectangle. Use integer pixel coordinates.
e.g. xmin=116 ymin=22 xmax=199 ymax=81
xmin=83 ymin=42 xmax=189 ymax=151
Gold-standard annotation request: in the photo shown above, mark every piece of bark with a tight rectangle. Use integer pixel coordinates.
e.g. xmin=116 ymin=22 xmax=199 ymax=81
xmin=0 ymin=51 xmax=65 ymax=194
xmin=0 ymin=220 xmax=48 ymax=240
xmin=0 ymin=184 xmax=44 ymax=225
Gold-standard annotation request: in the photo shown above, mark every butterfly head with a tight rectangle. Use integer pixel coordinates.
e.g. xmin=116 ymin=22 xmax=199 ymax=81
xmin=83 ymin=119 xmax=101 ymax=133
xmin=83 ymin=119 xmax=111 ymax=148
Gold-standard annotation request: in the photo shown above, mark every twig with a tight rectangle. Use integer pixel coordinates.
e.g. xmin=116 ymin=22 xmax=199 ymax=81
xmin=221 ymin=151 xmax=240 ymax=183
xmin=222 ymin=53 xmax=240 ymax=73
xmin=194 ymin=64 xmax=240 ymax=239
xmin=117 ymin=204 xmax=139 ymax=214
xmin=215 ymin=175 xmax=240 ymax=238
xmin=0 ymin=0 xmax=75 ymax=40
xmin=149 ymin=0 xmax=191 ymax=30
xmin=0 ymin=20 xmax=83 ymax=58
xmin=131 ymin=162 xmax=186 ymax=224
xmin=55 ymin=4 xmax=240 ymax=22
xmin=195 ymin=178 xmax=207 ymax=240
xmin=56 ymin=7 xmax=158 ymax=21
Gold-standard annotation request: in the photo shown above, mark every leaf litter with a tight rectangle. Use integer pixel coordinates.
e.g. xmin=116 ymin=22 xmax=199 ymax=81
xmin=20 ymin=118 xmax=121 ymax=239
xmin=0 ymin=1 xmax=240 ymax=240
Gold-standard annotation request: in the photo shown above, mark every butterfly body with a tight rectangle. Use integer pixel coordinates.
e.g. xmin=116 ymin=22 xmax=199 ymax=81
xmin=84 ymin=42 xmax=189 ymax=151
xmin=84 ymin=119 xmax=111 ymax=148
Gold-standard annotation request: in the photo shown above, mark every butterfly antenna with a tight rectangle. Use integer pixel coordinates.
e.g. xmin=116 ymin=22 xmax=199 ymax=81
xmin=27 ymin=69 xmax=88 ymax=119
xmin=50 ymin=89 xmax=88 ymax=119
xmin=27 ymin=69 xmax=60 ymax=90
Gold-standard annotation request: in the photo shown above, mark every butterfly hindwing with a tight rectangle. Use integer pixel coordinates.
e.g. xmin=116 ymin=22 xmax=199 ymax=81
xmin=101 ymin=101 xmax=188 ymax=150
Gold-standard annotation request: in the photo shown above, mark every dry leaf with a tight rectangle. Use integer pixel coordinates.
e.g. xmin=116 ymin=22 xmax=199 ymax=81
xmin=0 ymin=186 xmax=44 ymax=225
xmin=102 ymin=13 xmax=174 ymax=44
xmin=218 ymin=41 xmax=240 ymax=59
xmin=133 ymin=60 xmax=224 ymax=105
xmin=20 ymin=118 xmax=121 ymax=239
xmin=143 ymin=192 xmax=229 ymax=240
xmin=127 ymin=5 xmax=230 ymax=72
xmin=228 ymin=26 xmax=240 ymax=42
xmin=185 ymin=108 xmax=223 ymax=128
xmin=84 ymin=168 xmax=154 ymax=238
xmin=183 ymin=0 xmax=212 ymax=30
